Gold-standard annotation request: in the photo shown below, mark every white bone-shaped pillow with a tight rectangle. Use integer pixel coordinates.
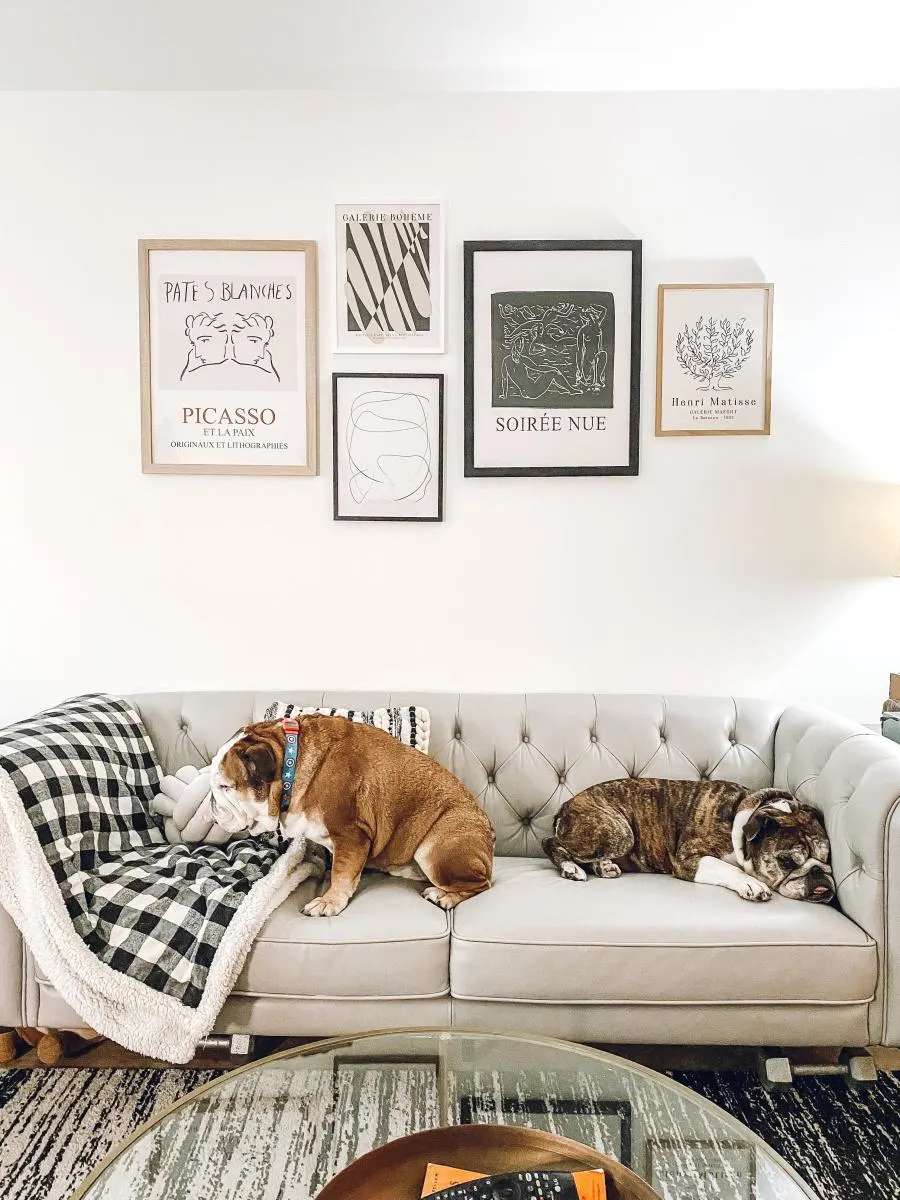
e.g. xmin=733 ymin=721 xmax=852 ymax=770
xmin=150 ymin=765 xmax=243 ymax=845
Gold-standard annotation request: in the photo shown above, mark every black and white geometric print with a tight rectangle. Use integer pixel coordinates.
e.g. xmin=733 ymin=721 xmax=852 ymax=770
xmin=0 ymin=695 xmax=287 ymax=1008
xmin=346 ymin=219 xmax=432 ymax=337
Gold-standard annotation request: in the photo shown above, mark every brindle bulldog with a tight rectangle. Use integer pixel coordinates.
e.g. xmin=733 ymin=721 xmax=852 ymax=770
xmin=543 ymin=779 xmax=835 ymax=903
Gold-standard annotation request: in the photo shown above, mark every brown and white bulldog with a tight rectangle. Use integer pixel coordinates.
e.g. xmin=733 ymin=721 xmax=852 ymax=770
xmin=210 ymin=716 xmax=494 ymax=917
xmin=543 ymin=778 xmax=835 ymax=904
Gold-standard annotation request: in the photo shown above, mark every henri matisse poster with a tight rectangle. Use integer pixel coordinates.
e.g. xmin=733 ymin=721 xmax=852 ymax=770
xmin=656 ymin=283 xmax=773 ymax=436
xmin=139 ymin=240 xmax=318 ymax=474
xmin=335 ymin=204 xmax=444 ymax=353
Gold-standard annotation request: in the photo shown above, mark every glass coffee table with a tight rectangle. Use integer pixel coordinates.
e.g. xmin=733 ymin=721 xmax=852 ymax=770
xmin=72 ymin=1029 xmax=818 ymax=1200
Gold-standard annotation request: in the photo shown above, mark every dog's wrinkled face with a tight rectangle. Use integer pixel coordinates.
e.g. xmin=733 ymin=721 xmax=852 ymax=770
xmin=743 ymin=797 xmax=834 ymax=903
xmin=209 ymin=722 xmax=284 ymax=835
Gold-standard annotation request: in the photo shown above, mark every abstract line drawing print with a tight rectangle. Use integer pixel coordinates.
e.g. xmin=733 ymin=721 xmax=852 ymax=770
xmin=345 ymin=388 xmax=433 ymax=506
xmin=491 ymin=290 xmax=615 ymax=409
xmin=345 ymin=221 xmax=432 ymax=344
xmin=180 ymin=312 xmax=280 ymax=383
xmin=675 ymin=316 xmax=755 ymax=390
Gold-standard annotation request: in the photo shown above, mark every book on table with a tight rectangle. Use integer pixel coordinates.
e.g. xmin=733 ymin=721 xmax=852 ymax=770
xmin=421 ymin=1163 xmax=607 ymax=1200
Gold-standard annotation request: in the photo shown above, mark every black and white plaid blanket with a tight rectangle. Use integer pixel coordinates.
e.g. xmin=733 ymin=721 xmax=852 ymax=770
xmin=0 ymin=695 xmax=318 ymax=1061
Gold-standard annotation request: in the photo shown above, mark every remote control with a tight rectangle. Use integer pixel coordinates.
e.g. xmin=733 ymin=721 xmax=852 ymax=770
xmin=430 ymin=1170 xmax=577 ymax=1200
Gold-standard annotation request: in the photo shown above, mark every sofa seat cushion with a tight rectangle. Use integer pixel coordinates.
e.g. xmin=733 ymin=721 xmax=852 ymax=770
xmin=232 ymin=870 xmax=449 ymax=1000
xmin=451 ymin=858 xmax=877 ymax=1005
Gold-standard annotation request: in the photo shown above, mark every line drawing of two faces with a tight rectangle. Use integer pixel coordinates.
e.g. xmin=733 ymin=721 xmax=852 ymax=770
xmin=180 ymin=311 xmax=280 ymax=382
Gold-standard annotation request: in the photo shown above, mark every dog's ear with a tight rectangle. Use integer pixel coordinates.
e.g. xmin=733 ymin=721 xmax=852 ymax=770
xmin=239 ymin=739 xmax=278 ymax=786
xmin=743 ymin=790 xmax=798 ymax=841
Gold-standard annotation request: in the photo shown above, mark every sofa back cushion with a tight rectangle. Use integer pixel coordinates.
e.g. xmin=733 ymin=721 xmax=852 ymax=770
xmin=129 ymin=692 xmax=782 ymax=857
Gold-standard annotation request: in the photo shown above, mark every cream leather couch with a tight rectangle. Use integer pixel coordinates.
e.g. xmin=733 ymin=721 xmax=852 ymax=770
xmin=3 ymin=692 xmax=899 ymax=1049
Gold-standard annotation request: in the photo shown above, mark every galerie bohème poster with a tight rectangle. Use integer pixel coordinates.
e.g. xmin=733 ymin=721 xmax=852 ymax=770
xmin=140 ymin=240 xmax=318 ymax=474
xmin=335 ymin=203 xmax=444 ymax=352
xmin=656 ymin=283 xmax=773 ymax=436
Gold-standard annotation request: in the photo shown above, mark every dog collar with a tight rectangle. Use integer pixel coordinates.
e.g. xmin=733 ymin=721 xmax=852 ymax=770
xmin=280 ymin=718 xmax=300 ymax=813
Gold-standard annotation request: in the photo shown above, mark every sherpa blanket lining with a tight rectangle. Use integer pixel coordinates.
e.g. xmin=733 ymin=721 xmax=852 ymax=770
xmin=0 ymin=694 xmax=318 ymax=1063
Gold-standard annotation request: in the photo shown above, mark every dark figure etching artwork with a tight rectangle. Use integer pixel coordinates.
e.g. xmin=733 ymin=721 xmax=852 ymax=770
xmin=491 ymin=291 xmax=615 ymax=409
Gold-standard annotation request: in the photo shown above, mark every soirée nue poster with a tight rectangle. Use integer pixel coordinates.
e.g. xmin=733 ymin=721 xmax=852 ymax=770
xmin=464 ymin=240 xmax=642 ymax=478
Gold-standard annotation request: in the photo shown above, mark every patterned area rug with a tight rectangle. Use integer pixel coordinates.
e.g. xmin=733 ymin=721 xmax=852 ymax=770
xmin=0 ymin=1065 xmax=897 ymax=1200
xmin=673 ymin=1070 xmax=900 ymax=1200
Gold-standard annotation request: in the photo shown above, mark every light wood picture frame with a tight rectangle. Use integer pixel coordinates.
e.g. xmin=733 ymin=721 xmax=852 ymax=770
xmin=656 ymin=283 xmax=773 ymax=437
xmin=139 ymin=239 xmax=318 ymax=474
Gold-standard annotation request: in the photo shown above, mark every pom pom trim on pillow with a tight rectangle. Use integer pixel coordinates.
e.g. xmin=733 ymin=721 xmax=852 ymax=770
xmin=262 ymin=702 xmax=430 ymax=755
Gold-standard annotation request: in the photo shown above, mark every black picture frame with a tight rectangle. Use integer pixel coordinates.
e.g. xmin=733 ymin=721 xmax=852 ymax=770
xmin=463 ymin=240 xmax=642 ymax=477
xmin=458 ymin=1095 xmax=633 ymax=1170
xmin=333 ymin=372 xmax=444 ymax=521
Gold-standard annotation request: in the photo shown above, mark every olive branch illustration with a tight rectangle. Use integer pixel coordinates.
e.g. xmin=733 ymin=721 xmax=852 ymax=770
xmin=675 ymin=316 xmax=754 ymax=390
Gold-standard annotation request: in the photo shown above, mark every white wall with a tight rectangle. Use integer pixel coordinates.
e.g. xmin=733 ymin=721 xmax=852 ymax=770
xmin=1 ymin=90 xmax=899 ymax=727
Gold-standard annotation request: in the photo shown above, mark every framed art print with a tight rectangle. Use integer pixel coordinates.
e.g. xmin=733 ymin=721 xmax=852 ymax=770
xmin=649 ymin=1139 xmax=755 ymax=1200
xmin=333 ymin=373 xmax=444 ymax=521
xmin=335 ymin=203 xmax=444 ymax=352
xmin=656 ymin=283 xmax=773 ymax=436
xmin=139 ymin=239 xmax=318 ymax=474
xmin=458 ymin=1096 xmax=633 ymax=1168
xmin=464 ymin=240 xmax=642 ymax=476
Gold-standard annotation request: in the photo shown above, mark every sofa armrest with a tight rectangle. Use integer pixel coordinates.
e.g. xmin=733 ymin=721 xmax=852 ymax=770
xmin=0 ymin=902 xmax=23 ymax=1027
xmin=776 ymin=704 xmax=900 ymax=1045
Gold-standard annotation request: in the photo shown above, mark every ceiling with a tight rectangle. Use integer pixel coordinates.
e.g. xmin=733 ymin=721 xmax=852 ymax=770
xmin=1 ymin=0 xmax=898 ymax=91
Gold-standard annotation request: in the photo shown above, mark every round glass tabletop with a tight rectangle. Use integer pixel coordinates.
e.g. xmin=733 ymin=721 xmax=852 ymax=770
xmin=72 ymin=1028 xmax=818 ymax=1200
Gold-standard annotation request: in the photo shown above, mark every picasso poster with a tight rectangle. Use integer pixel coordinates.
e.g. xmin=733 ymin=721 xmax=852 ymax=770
xmin=139 ymin=240 xmax=318 ymax=474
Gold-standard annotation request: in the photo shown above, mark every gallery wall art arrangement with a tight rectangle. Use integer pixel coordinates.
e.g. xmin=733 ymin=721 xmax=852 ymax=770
xmin=138 ymin=209 xmax=774 ymax=516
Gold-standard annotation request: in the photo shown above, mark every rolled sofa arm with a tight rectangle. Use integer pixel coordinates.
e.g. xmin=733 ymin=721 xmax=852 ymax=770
xmin=776 ymin=704 xmax=900 ymax=1045
xmin=0 ymin=901 xmax=22 ymax=1027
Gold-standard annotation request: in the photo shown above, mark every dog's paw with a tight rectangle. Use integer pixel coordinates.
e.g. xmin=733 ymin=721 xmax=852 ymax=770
xmin=560 ymin=862 xmax=588 ymax=881
xmin=303 ymin=893 xmax=348 ymax=917
xmin=594 ymin=859 xmax=621 ymax=879
xmin=737 ymin=878 xmax=772 ymax=902
xmin=423 ymin=885 xmax=458 ymax=909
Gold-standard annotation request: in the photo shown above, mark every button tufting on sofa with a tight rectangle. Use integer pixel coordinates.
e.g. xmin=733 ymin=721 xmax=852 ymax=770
xmin=61 ymin=688 xmax=895 ymax=1048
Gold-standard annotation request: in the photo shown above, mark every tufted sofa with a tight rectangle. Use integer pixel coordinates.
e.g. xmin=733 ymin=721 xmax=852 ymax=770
xmin=2 ymin=691 xmax=899 ymax=1049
